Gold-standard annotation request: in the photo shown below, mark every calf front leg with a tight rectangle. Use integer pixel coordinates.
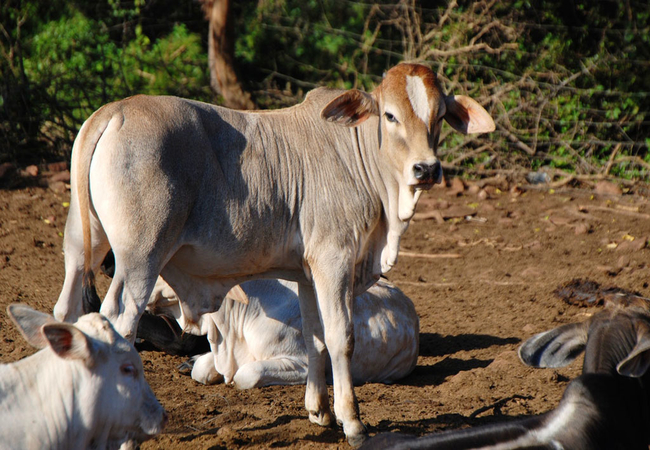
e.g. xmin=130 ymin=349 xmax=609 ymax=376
xmin=308 ymin=260 xmax=367 ymax=447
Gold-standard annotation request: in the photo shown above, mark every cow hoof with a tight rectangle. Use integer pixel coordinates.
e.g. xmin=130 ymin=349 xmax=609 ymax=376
xmin=177 ymin=358 xmax=194 ymax=375
xmin=346 ymin=430 xmax=367 ymax=448
xmin=308 ymin=410 xmax=333 ymax=427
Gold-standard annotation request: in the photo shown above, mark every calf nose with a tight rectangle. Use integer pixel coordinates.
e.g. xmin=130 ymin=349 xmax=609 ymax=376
xmin=413 ymin=161 xmax=442 ymax=184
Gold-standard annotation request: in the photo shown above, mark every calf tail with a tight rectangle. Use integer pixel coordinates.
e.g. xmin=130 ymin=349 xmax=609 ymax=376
xmin=73 ymin=105 xmax=119 ymax=315
xmin=83 ymin=271 xmax=102 ymax=314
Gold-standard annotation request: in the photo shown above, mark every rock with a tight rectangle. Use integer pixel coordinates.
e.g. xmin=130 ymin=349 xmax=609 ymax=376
xmin=573 ymin=223 xmax=590 ymax=235
xmin=47 ymin=161 xmax=68 ymax=172
xmin=24 ymin=165 xmax=39 ymax=177
xmin=526 ymin=171 xmax=550 ymax=184
xmin=478 ymin=189 xmax=489 ymax=200
xmin=617 ymin=255 xmax=631 ymax=269
xmin=48 ymin=181 xmax=68 ymax=194
xmin=522 ymin=324 xmax=537 ymax=334
xmin=48 ymin=170 xmax=70 ymax=183
xmin=616 ymin=238 xmax=647 ymax=252
xmin=468 ymin=184 xmax=481 ymax=195
xmin=510 ymin=185 xmax=523 ymax=197
xmin=594 ymin=180 xmax=622 ymax=196
xmin=447 ymin=177 xmax=465 ymax=196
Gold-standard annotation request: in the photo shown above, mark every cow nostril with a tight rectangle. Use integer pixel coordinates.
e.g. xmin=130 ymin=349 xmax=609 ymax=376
xmin=413 ymin=164 xmax=426 ymax=180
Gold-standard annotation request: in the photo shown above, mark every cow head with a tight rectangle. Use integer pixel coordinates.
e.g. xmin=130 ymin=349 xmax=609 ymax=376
xmin=321 ymin=63 xmax=495 ymax=221
xmin=7 ymin=305 xmax=167 ymax=446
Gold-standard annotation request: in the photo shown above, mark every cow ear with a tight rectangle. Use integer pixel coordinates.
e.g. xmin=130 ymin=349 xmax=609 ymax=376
xmin=42 ymin=323 xmax=93 ymax=363
xmin=228 ymin=285 xmax=249 ymax=305
xmin=321 ymin=90 xmax=379 ymax=127
xmin=617 ymin=333 xmax=650 ymax=378
xmin=7 ymin=304 xmax=57 ymax=349
xmin=444 ymin=95 xmax=495 ymax=135
xmin=519 ymin=321 xmax=589 ymax=368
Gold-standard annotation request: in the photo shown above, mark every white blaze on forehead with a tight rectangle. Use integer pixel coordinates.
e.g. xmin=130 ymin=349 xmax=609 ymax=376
xmin=406 ymin=75 xmax=431 ymax=126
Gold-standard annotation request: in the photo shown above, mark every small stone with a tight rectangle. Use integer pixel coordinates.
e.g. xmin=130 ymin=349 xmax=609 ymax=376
xmin=25 ymin=165 xmax=39 ymax=177
xmin=574 ymin=223 xmax=590 ymax=235
xmin=47 ymin=161 xmax=68 ymax=172
xmin=478 ymin=189 xmax=489 ymax=200
xmin=617 ymin=255 xmax=631 ymax=269
xmin=48 ymin=181 xmax=68 ymax=194
xmin=448 ymin=177 xmax=465 ymax=196
xmin=468 ymin=184 xmax=481 ymax=195
xmin=616 ymin=238 xmax=647 ymax=252
xmin=48 ymin=170 xmax=70 ymax=183
xmin=594 ymin=180 xmax=622 ymax=196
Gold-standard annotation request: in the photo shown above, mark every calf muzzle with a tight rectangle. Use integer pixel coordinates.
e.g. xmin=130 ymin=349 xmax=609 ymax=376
xmin=412 ymin=161 xmax=442 ymax=186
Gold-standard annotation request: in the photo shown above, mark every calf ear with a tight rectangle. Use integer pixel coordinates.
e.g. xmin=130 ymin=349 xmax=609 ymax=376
xmin=7 ymin=304 xmax=57 ymax=349
xmin=444 ymin=95 xmax=495 ymax=135
xmin=321 ymin=90 xmax=379 ymax=127
xmin=42 ymin=323 xmax=93 ymax=363
xmin=519 ymin=322 xmax=589 ymax=368
xmin=617 ymin=334 xmax=650 ymax=378
xmin=228 ymin=285 xmax=249 ymax=305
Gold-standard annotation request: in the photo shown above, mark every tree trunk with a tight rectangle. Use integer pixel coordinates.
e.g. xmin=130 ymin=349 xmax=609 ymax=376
xmin=202 ymin=0 xmax=255 ymax=110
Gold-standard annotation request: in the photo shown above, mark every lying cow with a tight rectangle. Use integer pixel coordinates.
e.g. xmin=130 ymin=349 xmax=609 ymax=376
xmin=54 ymin=62 xmax=495 ymax=445
xmin=0 ymin=305 xmax=166 ymax=449
xmin=360 ymin=293 xmax=650 ymax=449
xmin=137 ymin=278 xmax=419 ymax=388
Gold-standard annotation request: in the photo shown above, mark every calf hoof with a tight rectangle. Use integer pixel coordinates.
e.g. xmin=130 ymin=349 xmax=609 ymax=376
xmin=308 ymin=410 xmax=334 ymax=427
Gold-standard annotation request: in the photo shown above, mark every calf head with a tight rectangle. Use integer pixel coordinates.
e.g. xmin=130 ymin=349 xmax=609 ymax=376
xmin=518 ymin=294 xmax=650 ymax=378
xmin=321 ymin=63 xmax=495 ymax=221
xmin=8 ymin=304 xmax=167 ymax=445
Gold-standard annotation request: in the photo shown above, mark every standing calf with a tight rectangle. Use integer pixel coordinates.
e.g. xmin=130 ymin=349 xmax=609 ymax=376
xmin=53 ymin=62 xmax=494 ymax=445
xmin=0 ymin=305 xmax=166 ymax=450
xmin=360 ymin=293 xmax=650 ymax=449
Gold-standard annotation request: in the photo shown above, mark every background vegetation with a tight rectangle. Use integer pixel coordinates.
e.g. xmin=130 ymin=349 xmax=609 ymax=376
xmin=2 ymin=0 xmax=649 ymax=183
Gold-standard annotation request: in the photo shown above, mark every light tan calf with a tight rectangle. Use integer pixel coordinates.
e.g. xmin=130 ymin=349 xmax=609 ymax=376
xmin=54 ymin=63 xmax=494 ymax=446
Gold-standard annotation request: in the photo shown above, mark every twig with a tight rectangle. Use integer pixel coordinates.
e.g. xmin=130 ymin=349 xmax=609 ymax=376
xmin=604 ymin=143 xmax=622 ymax=176
xmin=613 ymin=155 xmax=650 ymax=173
xmin=469 ymin=394 xmax=533 ymax=419
xmin=583 ymin=205 xmax=650 ymax=219
xmin=399 ymin=251 xmax=461 ymax=259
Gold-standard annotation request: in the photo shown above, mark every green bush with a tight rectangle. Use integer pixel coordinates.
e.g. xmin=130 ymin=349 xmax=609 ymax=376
xmin=1 ymin=0 xmax=209 ymax=164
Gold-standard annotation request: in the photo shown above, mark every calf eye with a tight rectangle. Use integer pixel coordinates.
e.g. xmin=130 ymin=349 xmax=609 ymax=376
xmin=385 ymin=112 xmax=399 ymax=124
xmin=120 ymin=363 xmax=138 ymax=377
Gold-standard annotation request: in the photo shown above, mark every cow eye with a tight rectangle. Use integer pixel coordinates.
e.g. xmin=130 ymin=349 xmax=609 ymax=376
xmin=120 ymin=363 xmax=138 ymax=377
xmin=385 ymin=112 xmax=399 ymax=124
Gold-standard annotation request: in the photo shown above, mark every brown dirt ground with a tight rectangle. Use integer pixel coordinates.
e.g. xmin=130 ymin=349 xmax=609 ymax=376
xmin=1 ymin=180 xmax=649 ymax=449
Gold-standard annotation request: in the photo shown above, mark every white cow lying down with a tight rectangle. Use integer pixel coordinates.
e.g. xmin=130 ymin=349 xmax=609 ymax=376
xmin=144 ymin=279 xmax=419 ymax=389
xmin=0 ymin=305 xmax=166 ymax=450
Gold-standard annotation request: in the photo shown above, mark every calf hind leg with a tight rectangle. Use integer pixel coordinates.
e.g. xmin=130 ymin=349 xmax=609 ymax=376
xmin=298 ymin=282 xmax=335 ymax=428
xmin=233 ymin=357 xmax=308 ymax=389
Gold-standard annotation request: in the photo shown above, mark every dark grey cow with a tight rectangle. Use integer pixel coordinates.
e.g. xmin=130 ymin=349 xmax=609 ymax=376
xmin=360 ymin=293 xmax=650 ymax=449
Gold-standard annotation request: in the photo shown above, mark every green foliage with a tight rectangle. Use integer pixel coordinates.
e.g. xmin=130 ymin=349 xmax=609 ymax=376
xmin=1 ymin=0 xmax=209 ymax=163
xmin=1 ymin=0 xmax=649 ymax=181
